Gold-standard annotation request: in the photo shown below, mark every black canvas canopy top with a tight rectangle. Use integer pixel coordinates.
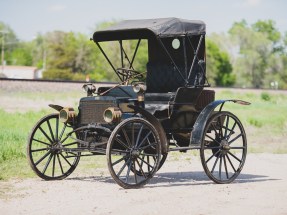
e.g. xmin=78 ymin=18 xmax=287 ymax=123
xmin=93 ymin=18 xmax=206 ymax=42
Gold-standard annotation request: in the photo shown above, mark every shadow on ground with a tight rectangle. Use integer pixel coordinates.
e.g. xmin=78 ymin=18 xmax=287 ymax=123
xmin=67 ymin=170 xmax=278 ymax=188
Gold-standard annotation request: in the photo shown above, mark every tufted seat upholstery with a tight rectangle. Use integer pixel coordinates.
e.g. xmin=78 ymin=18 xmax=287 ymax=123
xmin=146 ymin=62 xmax=185 ymax=93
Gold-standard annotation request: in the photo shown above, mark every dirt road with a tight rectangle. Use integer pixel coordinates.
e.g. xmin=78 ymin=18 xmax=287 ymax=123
xmin=0 ymin=153 xmax=286 ymax=215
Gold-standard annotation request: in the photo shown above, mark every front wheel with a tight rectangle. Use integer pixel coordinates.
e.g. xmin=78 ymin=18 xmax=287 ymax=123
xmin=27 ymin=114 xmax=80 ymax=180
xmin=107 ymin=117 xmax=161 ymax=189
xmin=200 ymin=111 xmax=247 ymax=184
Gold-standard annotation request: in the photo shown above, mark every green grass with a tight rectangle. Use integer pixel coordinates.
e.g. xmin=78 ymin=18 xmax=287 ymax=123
xmin=215 ymin=90 xmax=287 ymax=153
xmin=0 ymin=88 xmax=287 ymax=180
xmin=0 ymin=109 xmax=51 ymax=180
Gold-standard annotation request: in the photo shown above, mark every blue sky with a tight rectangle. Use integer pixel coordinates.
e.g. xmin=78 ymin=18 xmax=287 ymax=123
xmin=0 ymin=0 xmax=287 ymax=41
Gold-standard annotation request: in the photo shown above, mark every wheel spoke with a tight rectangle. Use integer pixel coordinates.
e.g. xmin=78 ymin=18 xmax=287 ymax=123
xmin=135 ymin=125 xmax=144 ymax=147
xmin=205 ymin=150 xmax=220 ymax=164
xmin=138 ymin=142 xmax=156 ymax=151
xmin=137 ymin=156 xmax=154 ymax=170
xmin=137 ymin=131 xmax=152 ymax=149
xmin=224 ymin=116 xmax=229 ymax=139
xmin=211 ymin=123 xmax=219 ymax=137
xmin=218 ymin=116 xmax=224 ymax=139
xmin=226 ymin=122 xmax=236 ymax=141
xmin=227 ymin=151 xmax=242 ymax=163
xmin=56 ymin=118 xmax=59 ymax=140
xmin=125 ymin=161 xmax=132 ymax=184
xmin=32 ymin=138 xmax=51 ymax=146
xmin=205 ymin=134 xmax=221 ymax=145
xmin=147 ymin=156 xmax=150 ymax=172
xmin=39 ymin=127 xmax=53 ymax=144
xmin=31 ymin=148 xmax=49 ymax=153
xmin=139 ymin=155 xmax=144 ymax=170
xmin=57 ymin=154 xmax=64 ymax=175
xmin=135 ymin=159 xmax=147 ymax=178
xmin=228 ymin=134 xmax=243 ymax=145
xmin=60 ymin=135 xmax=70 ymax=144
xmin=35 ymin=151 xmax=51 ymax=166
xmin=226 ymin=154 xmax=236 ymax=172
xmin=112 ymin=156 xmax=126 ymax=166
xmin=211 ymin=154 xmax=220 ymax=173
xmin=59 ymin=153 xmax=72 ymax=167
xmin=58 ymin=124 xmax=67 ymax=141
xmin=52 ymin=154 xmax=56 ymax=177
xmin=219 ymin=156 xmax=222 ymax=180
xmin=133 ymin=160 xmax=138 ymax=183
xmin=116 ymin=158 xmax=130 ymax=177
xmin=131 ymin=123 xmax=135 ymax=146
xmin=122 ymin=128 xmax=132 ymax=147
xmin=229 ymin=146 xmax=246 ymax=149
xmin=47 ymin=120 xmax=55 ymax=142
xmin=223 ymin=155 xmax=229 ymax=179
xmin=62 ymin=141 xmax=78 ymax=147
xmin=115 ymin=137 xmax=129 ymax=149
xmin=42 ymin=153 xmax=53 ymax=174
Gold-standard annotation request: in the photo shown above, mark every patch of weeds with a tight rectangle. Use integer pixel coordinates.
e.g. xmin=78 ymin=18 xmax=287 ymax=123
xmin=261 ymin=92 xmax=271 ymax=101
xmin=248 ymin=118 xmax=263 ymax=128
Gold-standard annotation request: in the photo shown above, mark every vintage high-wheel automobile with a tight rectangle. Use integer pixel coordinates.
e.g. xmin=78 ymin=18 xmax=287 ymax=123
xmin=27 ymin=18 xmax=250 ymax=188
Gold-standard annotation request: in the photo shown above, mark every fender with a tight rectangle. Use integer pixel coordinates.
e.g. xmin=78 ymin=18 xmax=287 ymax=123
xmin=48 ymin=104 xmax=64 ymax=112
xmin=128 ymin=105 xmax=169 ymax=154
xmin=190 ymin=99 xmax=250 ymax=145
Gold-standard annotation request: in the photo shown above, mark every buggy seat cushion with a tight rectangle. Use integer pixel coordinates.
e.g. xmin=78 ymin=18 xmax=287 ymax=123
xmin=146 ymin=62 xmax=185 ymax=93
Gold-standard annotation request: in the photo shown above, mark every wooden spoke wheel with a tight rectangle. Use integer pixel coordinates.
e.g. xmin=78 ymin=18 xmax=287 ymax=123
xmin=200 ymin=111 xmax=247 ymax=183
xmin=27 ymin=114 xmax=80 ymax=180
xmin=107 ymin=117 xmax=161 ymax=189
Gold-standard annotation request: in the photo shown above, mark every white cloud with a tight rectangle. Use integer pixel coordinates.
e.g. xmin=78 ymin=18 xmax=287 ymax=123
xmin=48 ymin=4 xmax=67 ymax=12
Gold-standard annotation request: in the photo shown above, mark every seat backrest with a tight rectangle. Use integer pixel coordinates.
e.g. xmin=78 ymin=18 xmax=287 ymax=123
xmin=195 ymin=89 xmax=215 ymax=110
xmin=173 ymin=87 xmax=203 ymax=104
xmin=146 ymin=62 xmax=185 ymax=93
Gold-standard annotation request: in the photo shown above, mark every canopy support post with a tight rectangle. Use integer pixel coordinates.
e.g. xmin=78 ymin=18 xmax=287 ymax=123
xmin=183 ymin=37 xmax=188 ymax=79
xmin=130 ymin=39 xmax=141 ymax=69
xmin=158 ymin=37 xmax=188 ymax=85
xmin=95 ymin=41 xmax=123 ymax=82
xmin=119 ymin=40 xmax=124 ymax=68
xmin=187 ymin=34 xmax=203 ymax=82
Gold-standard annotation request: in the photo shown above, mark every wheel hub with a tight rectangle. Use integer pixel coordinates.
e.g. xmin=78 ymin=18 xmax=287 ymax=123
xmin=50 ymin=142 xmax=62 ymax=154
xmin=220 ymin=140 xmax=230 ymax=155
xmin=130 ymin=149 xmax=140 ymax=159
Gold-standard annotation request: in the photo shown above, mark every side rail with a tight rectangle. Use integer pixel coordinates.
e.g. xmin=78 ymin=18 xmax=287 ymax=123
xmin=190 ymin=99 xmax=250 ymax=145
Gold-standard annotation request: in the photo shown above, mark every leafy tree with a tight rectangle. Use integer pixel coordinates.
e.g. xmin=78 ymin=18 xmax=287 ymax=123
xmin=206 ymin=39 xmax=235 ymax=86
xmin=229 ymin=20 xmax=272 ymax=88
xmin=43 ymin=31 xmax=98 ymax=80
xmin=7 ymin=42 xmax=33 ymax=66
xmin=252 ymin=20 xmax=282 ymax=53
xmin=0 ymin=22 xmax=18 ymax=65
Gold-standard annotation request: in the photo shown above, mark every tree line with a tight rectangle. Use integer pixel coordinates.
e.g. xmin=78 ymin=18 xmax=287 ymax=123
xmin=1 ymin=20 xmax=287 ymax=89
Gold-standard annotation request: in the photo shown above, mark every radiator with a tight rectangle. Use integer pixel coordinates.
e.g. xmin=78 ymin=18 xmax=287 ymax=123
xmin=79 ymin=100 xmax=115 ymax=124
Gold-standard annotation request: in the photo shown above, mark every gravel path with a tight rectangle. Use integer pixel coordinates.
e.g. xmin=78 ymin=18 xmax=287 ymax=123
xmin=0 ymin=153 xmax=287 ymax=215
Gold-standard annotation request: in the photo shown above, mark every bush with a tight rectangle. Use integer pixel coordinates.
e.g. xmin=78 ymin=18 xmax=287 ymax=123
xmin=248 ymin=118 xmax=263 ymax=127
xmin=43 ymin=69 xmax=73 ymax=80
xmin=261 ymin=92 xmax=271 ymax=101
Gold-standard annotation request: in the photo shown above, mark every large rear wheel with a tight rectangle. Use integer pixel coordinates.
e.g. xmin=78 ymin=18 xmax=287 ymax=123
xmin=200 ymin=111 xmax=247 ymax=183
xmin=27 ymin=114 xmax=80 ymax=180
xmin=107 ymin=117 xmax=161 ymax=189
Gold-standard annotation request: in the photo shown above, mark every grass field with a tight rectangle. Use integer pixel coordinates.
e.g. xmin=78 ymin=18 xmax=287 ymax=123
xmin=0 ymin=83 xmax=286 ymax=180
